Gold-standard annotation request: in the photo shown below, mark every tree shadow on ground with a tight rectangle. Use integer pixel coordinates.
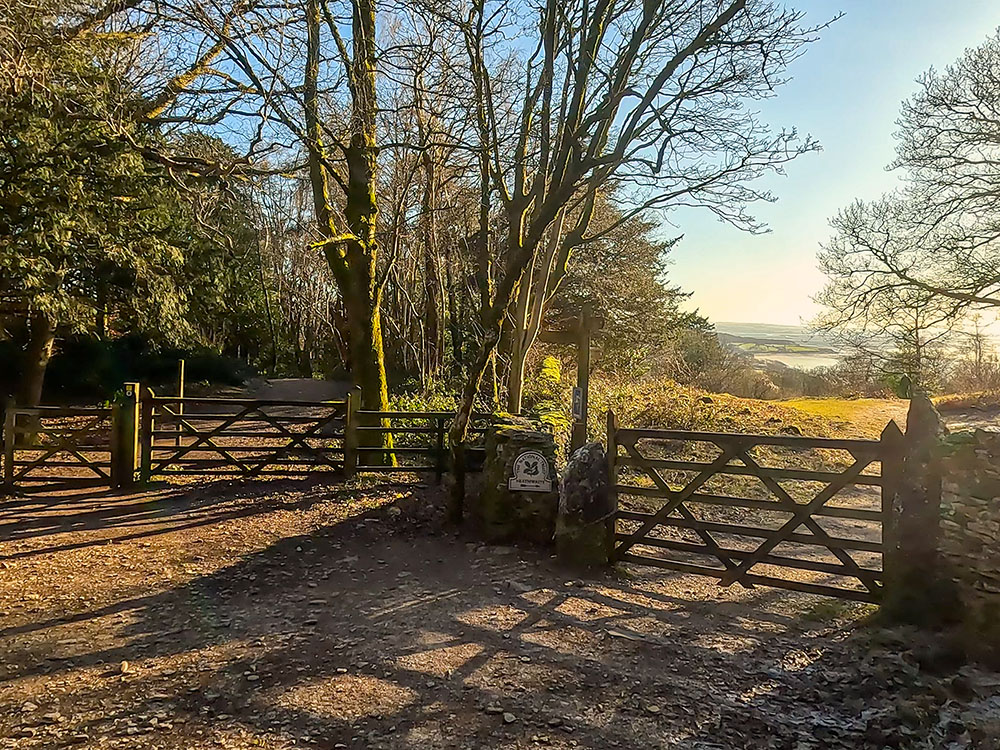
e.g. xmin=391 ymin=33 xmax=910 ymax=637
xmin=0 ymin=483 xmax=926 ymax=749
xmin=0 ymin=475 xmax=404 ymax=561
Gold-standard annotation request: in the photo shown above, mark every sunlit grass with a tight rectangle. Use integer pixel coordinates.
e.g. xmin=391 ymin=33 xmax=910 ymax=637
xmin=589 ymin=376 xmax=904 ymax=440
xmin=779 ymin=397 xmax=908 ymax=437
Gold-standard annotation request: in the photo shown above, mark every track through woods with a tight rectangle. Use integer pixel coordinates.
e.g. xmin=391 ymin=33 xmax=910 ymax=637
xmin=2 ymin=477 xmax=1000 ymax=749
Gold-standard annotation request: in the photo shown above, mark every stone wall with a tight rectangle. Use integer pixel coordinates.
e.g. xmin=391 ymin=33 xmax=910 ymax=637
xmin=939 ymin=429 xmax=1000 ymax=664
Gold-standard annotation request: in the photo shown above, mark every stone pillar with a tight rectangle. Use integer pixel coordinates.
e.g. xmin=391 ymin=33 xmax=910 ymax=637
xmin=882 ymin=392 xmax=958 ymax=625
xmin=556 ymin=443 xmax=615 ymax=569
xmin=471 ymin=418 xmax=559 ymax=544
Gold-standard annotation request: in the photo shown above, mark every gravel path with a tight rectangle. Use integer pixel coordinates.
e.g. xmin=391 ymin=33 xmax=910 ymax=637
xmin=1 ymin=478 xmax=999 ymax=749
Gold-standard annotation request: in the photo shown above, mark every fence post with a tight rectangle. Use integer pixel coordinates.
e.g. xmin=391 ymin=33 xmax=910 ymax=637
xmin=113 ymin=383 xmax=140 ymax=490
xmin=570 ymin=306 xmax=594 ymax=453
xmin=435 ymin=417 xmax=446 ymax=484
xmin=139 ymin=386 xmax=155 ymax=484
xmin=344 ymin=387 xmax=360 ymax=477
xmin=606 ymin=409 xmax=619 ymax=558
xmin=3 ymin=398 xmax=15 ymax=491
xmin=175 ymin=359 xmax=185 ymax=447
xmin=879 ymin=420 xmax=904 ymax=600
xmin=110 ymin=402 xmax=121 ymax=487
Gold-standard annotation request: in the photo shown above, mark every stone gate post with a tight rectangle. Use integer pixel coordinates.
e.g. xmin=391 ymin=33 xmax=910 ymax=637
xmin=882 ymin=392 xmax=958 ymax=625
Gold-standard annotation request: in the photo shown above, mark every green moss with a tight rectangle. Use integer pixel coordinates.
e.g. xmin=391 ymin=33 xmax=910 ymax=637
xmin=940 ymin=431 xmax=978 ymax=454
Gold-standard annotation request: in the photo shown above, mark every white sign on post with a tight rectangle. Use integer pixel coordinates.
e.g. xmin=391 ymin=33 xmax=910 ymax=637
xmin=508 ymin=450 xmax=552 ymax=492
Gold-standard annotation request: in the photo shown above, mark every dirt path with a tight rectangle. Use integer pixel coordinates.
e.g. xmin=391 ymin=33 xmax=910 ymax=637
xmin=242 ymin=379 xmax=353 ymax=402
xmin=1 ymin=479 xmax=999 ymax=749
xmin=942 ymin=406 xmax=1000 ymax=433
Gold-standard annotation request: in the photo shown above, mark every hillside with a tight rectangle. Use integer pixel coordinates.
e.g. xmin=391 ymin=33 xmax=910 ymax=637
xmin=591 ymin=376 xmax=1000 ymax=443
xmin=589 ymin=377 xmax=907 ymax=441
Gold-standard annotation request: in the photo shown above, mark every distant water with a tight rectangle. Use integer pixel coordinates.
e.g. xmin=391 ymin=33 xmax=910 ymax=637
xmin=714 ymin=322 xmax=843 ymax=370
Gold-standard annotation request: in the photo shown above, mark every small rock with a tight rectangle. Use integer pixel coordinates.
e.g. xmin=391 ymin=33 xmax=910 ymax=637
xmin=503 ymin=712 xmax=517 ymax=724
xmin=485 ymin=704 xmax=503 ymax=715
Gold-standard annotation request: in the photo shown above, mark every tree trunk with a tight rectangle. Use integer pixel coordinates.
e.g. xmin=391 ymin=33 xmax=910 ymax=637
xmin=505 ymin=211 xmax=566 ymax=413
xmin=297 ymin=326 xmax=314 ymax=377
xmin=506 ymin=266 xmax=532 ymax=412
xmin=415 ymin=90 xmax=442 ymax=379
xmin=449 ymin=230 xmax=537 ymax=519
xmin=330 ymin=300 xmax=352 ymax=374
xmin=423 ymin=236 xmax=441 ymax=379
xmin=444 ymin=242 xmax=464 ymax=376
xmin=18 ymin=314 xmax=55 ymax=407
xmin=448 ymin=311 xmax=503 ymax=521
xmin=303 ymin=0 xmax=391 ymax=458
xmin=342 ymin=274 xmax=390 ymax=413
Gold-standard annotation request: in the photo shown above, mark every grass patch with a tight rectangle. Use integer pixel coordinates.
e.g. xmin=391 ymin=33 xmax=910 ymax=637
xmin=589 ymin=377 xmax=901 ymax=440
xmin=780 ymin=397 xmax=908 ymax=438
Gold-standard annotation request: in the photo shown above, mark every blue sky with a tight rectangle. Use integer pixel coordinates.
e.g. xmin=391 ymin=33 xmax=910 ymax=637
xmin=667 ymin=0 xmax=1000 ymax=327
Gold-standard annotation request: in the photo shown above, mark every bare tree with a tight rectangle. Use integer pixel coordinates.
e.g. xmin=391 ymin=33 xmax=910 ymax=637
xmin=949 ymin=315 xmax=1000 ymax=393
xmin=819 ymin=31 xmax=1000 ymax=327
xmin=424 ymin=0 xmax=828 ymax=508
xmin=816 ymin=274 xmax=958 ymax=393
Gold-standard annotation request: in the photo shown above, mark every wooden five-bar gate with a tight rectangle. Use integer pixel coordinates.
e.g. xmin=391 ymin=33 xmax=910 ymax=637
xmin=4 ymin=390 xmax=909 ymax=605
xmin=607 ymin=412 xmax=904 ymax=602
xmin=142 ymin=393 xmax=349 ymax=480
xmin=3 ymin=385 xmax=489 ymax=493
xmin=3 ymin=404 xmax=117 ymax=491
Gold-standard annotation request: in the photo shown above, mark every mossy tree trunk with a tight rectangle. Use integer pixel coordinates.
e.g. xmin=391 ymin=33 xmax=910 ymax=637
xmin=304 ymin=0 xmax=392 ymax=457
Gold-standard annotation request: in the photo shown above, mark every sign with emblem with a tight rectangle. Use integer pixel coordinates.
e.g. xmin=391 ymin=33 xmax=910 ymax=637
xmin=508 ymin=450 xmax=552 ymax=492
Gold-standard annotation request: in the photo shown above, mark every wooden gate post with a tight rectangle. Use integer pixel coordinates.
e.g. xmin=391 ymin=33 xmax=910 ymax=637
xmin=570 ymin=306 xmax=602 ymax=453
xmin=175 ymin=359 xmax=185 ymax=447
xmin=344 ymin=387 xmax=360 ymax=477
xmin=606 ymin=409 xmax=619 ymax=558
xmin=139 ymin=386 xmax=155 ymax=484
xmin=569 ymin=312 xmax=592 ymax=453
xmin=113 ymin=383 xmax=140 ymax=490
xmin=879 ymin=420 xmax=905 ymax=599
xmin=434 ymin=416 xmax=446 ymax=484
xmin=539 ymin=305 xmax=602 ymax=454
xmin=3 ymin=398 xmax=15 ymax=491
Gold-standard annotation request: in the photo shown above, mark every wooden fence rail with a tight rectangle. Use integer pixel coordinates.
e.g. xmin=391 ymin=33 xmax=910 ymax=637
xmin=607 ymin=411 xmax=905 ymax=603
xmin=352 ymin=405 xmax=490 ymax=480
